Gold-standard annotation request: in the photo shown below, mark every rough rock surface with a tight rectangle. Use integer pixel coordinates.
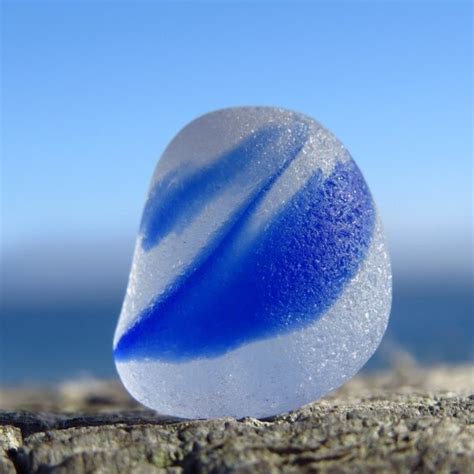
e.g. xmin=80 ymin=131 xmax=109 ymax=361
xmin=1 ymin=364 xmax=473 ymax=473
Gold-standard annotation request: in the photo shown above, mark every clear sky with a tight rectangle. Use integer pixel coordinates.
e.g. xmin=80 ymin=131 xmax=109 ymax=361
xmin=1 ymin=1 xmax=472 ymax=288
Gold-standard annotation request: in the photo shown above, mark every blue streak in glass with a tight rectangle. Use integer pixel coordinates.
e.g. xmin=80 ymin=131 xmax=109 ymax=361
xmin=115 ymin=143 xmax=375 ymax=363
xmin=140 ymin=123 xmax=308 ymax=251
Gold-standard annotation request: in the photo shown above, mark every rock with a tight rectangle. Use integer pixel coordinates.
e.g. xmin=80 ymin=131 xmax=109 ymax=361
xmin=1 ymin=366 xmax=473 ymax=473
xmin=0 ymin=426 xmax=21 ymax=474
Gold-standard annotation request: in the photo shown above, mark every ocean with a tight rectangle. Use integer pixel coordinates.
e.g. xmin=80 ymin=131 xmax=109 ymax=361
xmin=1 ymin=277 xmax=472 ymax=386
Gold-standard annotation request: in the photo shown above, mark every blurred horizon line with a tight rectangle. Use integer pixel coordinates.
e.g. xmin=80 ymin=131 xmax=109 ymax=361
xmin=2 ymin=231 xmax=472 ymax=307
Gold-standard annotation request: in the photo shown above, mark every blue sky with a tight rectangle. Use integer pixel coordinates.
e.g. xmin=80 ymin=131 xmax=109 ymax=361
xmin=1 ymin=1 xmax=472 ymax=290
